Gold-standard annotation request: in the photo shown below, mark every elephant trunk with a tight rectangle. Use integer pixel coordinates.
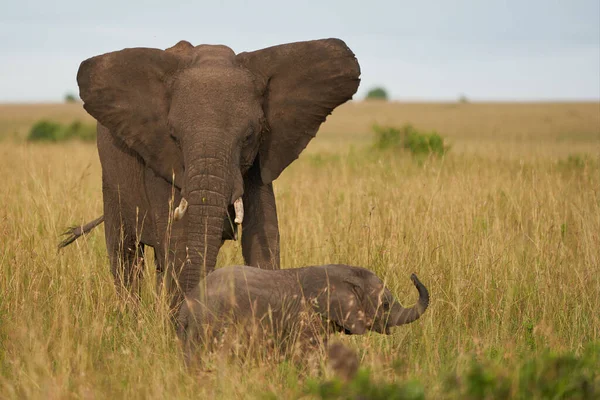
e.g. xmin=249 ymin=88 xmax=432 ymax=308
xmin=391 ymin=274 xmax=430 ymax=326
xmin=179 ymin=139 xmax=233 ymax=296
xmin=182 ymin=189 xmax=227 ymax=293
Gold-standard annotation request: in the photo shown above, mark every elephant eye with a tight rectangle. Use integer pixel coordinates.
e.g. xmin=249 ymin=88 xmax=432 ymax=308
xmin=243 ymin=126 xmax=254 ymax=143
xmin=170 ymin=133 xmax=180 ymax=147
xmin=382 ymin=301 xmax=390 ymax=311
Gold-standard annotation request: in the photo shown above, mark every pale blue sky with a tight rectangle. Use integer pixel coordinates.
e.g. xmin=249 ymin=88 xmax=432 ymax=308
xmin=1 ymin=0 xmax=599 ymax=102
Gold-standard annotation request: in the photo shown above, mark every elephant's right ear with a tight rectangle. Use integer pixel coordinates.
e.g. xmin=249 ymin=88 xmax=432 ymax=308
xmin=77 ymin=48 xmax=184 ymax=187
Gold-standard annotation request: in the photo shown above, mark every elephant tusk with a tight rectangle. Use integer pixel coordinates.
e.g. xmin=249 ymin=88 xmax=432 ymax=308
xmin=234 ymin=197 xmax=244 ymax=224
xmin=173 ymin=197 xmax=188 ymax=221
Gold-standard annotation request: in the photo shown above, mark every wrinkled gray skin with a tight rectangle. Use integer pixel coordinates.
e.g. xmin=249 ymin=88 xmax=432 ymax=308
xmin=71 ymin=39 xmax=360 ymax=318
xmin=179 ymin=265 xmax=429 ymax=352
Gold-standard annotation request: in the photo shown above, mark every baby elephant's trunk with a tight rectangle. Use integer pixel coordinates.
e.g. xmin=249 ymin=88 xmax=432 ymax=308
xmin=391 ymin=273 xmax=430 ymax=326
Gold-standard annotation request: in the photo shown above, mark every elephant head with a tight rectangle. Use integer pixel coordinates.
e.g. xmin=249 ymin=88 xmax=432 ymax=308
xmin=76 ymin=39 xmax=360 ymax=295
xmin=306 ymin=266 xmax=430 ymax=335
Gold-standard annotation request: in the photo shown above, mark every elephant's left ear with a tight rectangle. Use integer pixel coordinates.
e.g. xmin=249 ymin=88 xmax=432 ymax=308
xmin=326 ymin=284 xmax=367 ymax=335
xmin=236 ymin=39 xmax=360 ymax=184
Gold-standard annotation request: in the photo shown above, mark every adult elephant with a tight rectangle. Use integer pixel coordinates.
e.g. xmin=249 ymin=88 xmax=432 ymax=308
xmin=63 ymin=38 xmax=360 ymax=319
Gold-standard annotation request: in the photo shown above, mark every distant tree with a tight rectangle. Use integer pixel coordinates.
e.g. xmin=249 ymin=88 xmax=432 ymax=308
xmin=458 ymin=94 xmax=469 ymax=104
xmin=64 ymin=93 xmax=78 ymax=103
xmin=365 ymin=87 xmax=389 ymax=101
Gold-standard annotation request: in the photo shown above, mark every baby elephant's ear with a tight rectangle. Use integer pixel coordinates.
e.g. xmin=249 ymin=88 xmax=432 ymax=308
xmin=328 ymin=285 xmax=367 ymax=334
xmin=77 ymin=47 xmax=184 ymax=187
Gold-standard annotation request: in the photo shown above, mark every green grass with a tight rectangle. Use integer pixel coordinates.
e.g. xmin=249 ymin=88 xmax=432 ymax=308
xmin=0 ymin=102 xmax=599 ymax=398
xmin=27 ymin=119 xmax=96 ymax=142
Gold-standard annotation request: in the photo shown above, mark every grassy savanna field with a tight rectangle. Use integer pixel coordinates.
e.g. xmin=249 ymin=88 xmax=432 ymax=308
xmin=0 ymin=101 xmax=599 ymax=398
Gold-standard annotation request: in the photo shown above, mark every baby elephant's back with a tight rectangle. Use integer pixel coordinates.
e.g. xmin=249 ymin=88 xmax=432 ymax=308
xmin=203 ymin=266 xmax=295 ymax=325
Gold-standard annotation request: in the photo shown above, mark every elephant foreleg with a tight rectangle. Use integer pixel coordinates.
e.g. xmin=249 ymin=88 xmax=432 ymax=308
xmin=241 ymin=161 xmax=280 ymax=270
xmin=104 ymin=214 xmax=146 ymax=300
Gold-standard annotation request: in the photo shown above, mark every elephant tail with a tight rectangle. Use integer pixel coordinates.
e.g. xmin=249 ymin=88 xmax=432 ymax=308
xmin=57 ymin=215 xmax=104 ymax=250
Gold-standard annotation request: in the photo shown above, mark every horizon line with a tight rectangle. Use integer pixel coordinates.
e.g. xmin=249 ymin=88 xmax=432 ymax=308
xmin=1 ymin=98 xmax=599 ymax=106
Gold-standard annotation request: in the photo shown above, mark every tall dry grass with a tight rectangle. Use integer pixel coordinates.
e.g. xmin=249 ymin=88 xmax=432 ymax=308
xmin=0 ymin=102 xmax=599 ymax=398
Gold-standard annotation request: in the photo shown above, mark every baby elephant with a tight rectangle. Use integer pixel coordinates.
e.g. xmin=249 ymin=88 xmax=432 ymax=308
xmin=179 ymin=264 xmax=429 ymax=355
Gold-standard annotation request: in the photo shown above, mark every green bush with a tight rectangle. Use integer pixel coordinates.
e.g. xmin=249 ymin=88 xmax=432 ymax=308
xmin=304 ymin=369 xmax=424 ymax=400
xmin=517 ymin=349 xmax=599 ymax=399
xmin=27 ymin=120 xmax=96 ymax=142
xmin=373 ymin=124 xmax=449 ymax=156
xmin=62 ymin=121 xmax=96 ymax=142
xmin=365 ymin=87 xmax=389 ymax=101
xmin=27 ymin=120 xmax=62 ymax=142
xmin=444 ymin=345 xmax=599 ymax=399
xmin=286 ymin=345 xmax=600 ymax=399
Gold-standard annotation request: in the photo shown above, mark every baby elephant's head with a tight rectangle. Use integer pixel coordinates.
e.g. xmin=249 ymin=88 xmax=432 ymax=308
xmin=309 ymin=266 xmax=429 ymax=335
